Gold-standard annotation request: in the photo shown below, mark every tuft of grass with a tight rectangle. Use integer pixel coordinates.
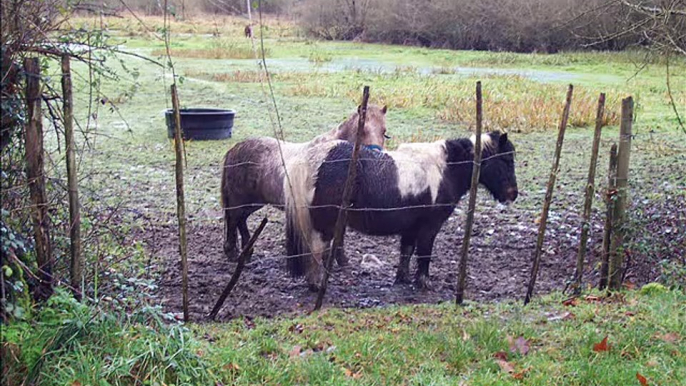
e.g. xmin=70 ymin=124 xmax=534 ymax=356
xmin=151 ymin=39 xmax=266 ymax=60
xmin=308 ymin=51 xmax=334 ymax=65
xmin=184 ymin=69 xmax=307 ymax=83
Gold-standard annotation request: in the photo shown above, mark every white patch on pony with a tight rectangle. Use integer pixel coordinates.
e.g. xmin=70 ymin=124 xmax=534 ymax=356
xmin=283 ymin=140 xmax=342 ymax=262
xmin=392 ymin=140 xmax=447 ymax=203
xmin=470 ymin=133 xmax=494 ymax=152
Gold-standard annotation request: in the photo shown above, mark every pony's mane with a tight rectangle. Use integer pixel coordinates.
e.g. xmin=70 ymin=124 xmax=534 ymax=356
xmin=311 ymin=105 xmax=386 ymax=144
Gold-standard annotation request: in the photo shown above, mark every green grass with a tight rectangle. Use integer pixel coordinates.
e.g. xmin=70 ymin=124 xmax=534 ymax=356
xmin=4 ymin=289 xmax=685 ymax=385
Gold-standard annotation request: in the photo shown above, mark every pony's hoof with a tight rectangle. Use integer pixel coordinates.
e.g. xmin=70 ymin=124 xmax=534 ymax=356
xmin=224 ymin=247 xmax=238 ymax=262
xmin=394 ymin=273 xmax=412 ymax=285
xmin=415 ymin=275 xmax=433 ymax=291
xmin=335 ymin=250 xmax=349 ymax=267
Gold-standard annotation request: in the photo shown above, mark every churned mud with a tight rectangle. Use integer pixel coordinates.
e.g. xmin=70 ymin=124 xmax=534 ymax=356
xmin=152 ymin=193 xmax=667 ymax=321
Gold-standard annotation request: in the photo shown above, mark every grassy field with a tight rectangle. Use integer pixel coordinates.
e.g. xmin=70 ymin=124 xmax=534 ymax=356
xmin=5 ymin=14 xmax=684 ymax=385
xmin=4 ymin=288 xmax=685 ymax=385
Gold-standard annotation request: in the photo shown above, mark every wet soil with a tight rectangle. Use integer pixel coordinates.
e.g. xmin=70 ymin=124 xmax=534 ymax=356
xmin=153 ymin=196 xmax=661 ymax=322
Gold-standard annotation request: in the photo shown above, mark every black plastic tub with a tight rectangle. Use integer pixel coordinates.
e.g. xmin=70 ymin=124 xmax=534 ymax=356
xmin=165 ymin=108 xmax=235 ymax=140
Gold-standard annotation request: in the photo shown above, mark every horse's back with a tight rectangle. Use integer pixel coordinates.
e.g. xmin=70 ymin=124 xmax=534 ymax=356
xmin=223 ymin=137 xmax=304 ymax=206
xmin=310 ymin=142 xmax=442 ymax=236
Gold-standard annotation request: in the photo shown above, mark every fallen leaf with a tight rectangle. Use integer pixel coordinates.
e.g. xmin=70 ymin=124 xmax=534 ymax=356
xmin=625 ymin=311 xmax=636 ymax=317
xmin=71 ymin=382 xmax=82 ymax=386
xmin=224 ymin=363 xmax=240 ymax=372
xmin=462 ymin=330 xmax=471 ymax=341
xmin=636 ymin=372 xmax=648 ymax=386
xmin=562 ymin=298 xmax=578 ymax=307
xmin=512 ymin=367 xmax=530 ymax=380
xmin=584 ymin=295 xmax=601 ymax=302
xmin=343 ymin=368 xmax=363 ymax=379
xmin=593 ymin=336 xmax=610 ymax=352
xmin=493 ymin=351 xmax=509 ymax=361
xmin=624 ymin=282 xmax=636 ymax=290
xmin=563 ymin=312 xmax=576 ymax=320
xmin=495 ymin=359 xmax=515 ymax=374
xmin=511 ymin=336 xmax=530 ymax=356
xmin=289 ymin=324 xmax=304 ymax=334
xmin=658 ymin=332 xmax=679 ymax=344
xmin=289 ymin=345 xmax=302 ymax=358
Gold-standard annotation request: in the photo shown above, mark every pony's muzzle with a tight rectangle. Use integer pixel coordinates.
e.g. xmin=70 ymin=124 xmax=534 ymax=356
xmin=505 ymin=186 xmax=519 ymax=203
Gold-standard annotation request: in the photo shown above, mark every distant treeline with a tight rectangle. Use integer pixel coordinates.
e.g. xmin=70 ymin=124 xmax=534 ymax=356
xmin=99 ymin=0 xmax=293 ymax=17
xmin=295 ymin=0 xmax=669 ymax=52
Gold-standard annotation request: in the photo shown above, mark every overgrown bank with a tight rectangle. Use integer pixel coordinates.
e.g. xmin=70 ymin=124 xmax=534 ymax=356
xmin=297 ymin=0 xmax=686 ymax=53
xmin=2 ymin=288 xmax=684 ymax=385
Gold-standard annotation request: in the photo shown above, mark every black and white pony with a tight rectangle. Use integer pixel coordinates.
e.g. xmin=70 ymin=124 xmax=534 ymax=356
xmin=284 ymin=131 xmax=518 ymax=290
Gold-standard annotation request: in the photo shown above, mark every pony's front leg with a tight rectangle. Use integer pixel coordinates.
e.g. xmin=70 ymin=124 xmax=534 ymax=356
xmin=305 ymin=231 xmax=328 ymax=292
xmin=395 ymin=233 xmax=416 ymax=284
xmin=334 ymin=234 xmax=348 ymax=267
xmin=414 ymin=231 xmax=439 ymax=290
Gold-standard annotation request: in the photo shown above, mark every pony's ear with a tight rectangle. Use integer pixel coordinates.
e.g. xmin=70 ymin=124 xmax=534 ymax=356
xmin=381 ymin=105 xmax=387 ymax=114
xmin=499 ymin=132 xmax=508 ymax=146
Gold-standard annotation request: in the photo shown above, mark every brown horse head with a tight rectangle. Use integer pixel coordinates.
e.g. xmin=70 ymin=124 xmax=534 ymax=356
xmin=334 ymin=104 xmax=388 ymax=150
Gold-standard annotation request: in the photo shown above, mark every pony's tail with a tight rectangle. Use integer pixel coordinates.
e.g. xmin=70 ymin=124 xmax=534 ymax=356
xmin=284 ymin=153 xmax=316 ymax=278
xmin=220 ymin=150 xmax=232 ymax=217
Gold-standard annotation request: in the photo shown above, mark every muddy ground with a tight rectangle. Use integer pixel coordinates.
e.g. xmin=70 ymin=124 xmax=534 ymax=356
xmin=153 ymin=196 xmax=665 ymax=322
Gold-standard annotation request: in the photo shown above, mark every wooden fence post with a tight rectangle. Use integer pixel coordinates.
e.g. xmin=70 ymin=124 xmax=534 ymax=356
xmin=599 ymin=144 xmax=618 ymax=290
xmin=524 ymin=84 xmax=573 ymax=305
xmin=456 ymin=81 xmax=483 ymax=305
xmin=608 ymin=97 xmax=633 ymax=290
xmin=24 ymin=57 xmax=53 ymax=301
xmin=314 ymin=86 xmax=370 ymax=311
xmin=61 ymin=55 xmax=83 ymax=300
xmin=171 ymin=84 xmax=189 ymax=321
xmin=571 ymin=93 xmax=605 ymax=294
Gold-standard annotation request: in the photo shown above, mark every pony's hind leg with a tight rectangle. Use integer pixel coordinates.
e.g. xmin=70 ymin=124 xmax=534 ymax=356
xmin=414 ymin=231 xmax=439 ymax=290
xmin=223 ymin=209 xmax=240 ymax=261
xmin=395 ymin=233 xmax=416 ymax=284
xmin=237 ymin=219 xmax=253 ymax=261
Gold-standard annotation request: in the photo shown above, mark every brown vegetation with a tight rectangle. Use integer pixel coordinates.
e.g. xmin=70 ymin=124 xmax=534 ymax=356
xmin=296 ymin=0 xmax=685 ymax=53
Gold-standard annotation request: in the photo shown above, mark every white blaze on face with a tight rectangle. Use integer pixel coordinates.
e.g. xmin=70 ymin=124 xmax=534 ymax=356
xmin=392 ymin=140 xmax=447 ymax=203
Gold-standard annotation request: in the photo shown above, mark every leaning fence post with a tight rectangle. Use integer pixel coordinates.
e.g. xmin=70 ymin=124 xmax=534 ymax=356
xmin=171 ymin=84 xmax=189 ymax=322
xmin=608 ymin=97 xmax=633 ymax=290
xmin=61 ymin=55 xmax=83 ymax=300
xmin=599 ymin=144 xmax=618 ymax=290
xmin=209 ymin=217 xmax=268 ymax=320
xmin=571 ymin=93 xmax=605 ymax=295
xmin=313 ymin=86 xmax=371 ymax=311
xmin=524 ymin=84 xmax=573 ymax=305
xmin=24 ymin=57 xmax=53 ymax=301
xmin=456 ymin=81 xmax=483 ymax=305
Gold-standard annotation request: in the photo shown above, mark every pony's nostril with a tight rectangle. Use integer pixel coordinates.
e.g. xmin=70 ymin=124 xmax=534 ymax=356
xmin=507 ymin=187 xmax=518 ymax=201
